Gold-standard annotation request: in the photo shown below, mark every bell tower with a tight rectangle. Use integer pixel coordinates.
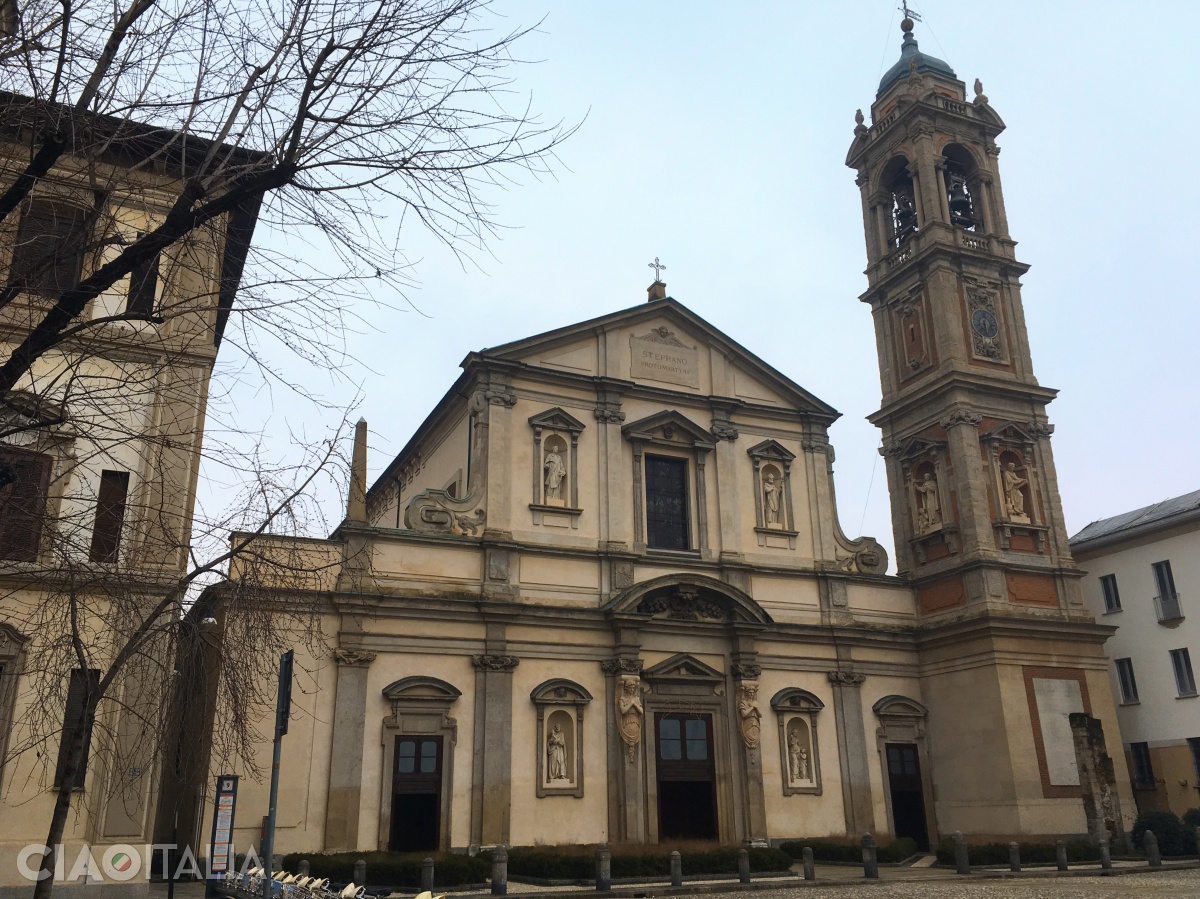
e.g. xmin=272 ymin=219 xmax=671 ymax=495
xmin=846 ymin=17 xmax=1133 ymax=839
xmin=846 ymin=17 xmax=1080 ymax=610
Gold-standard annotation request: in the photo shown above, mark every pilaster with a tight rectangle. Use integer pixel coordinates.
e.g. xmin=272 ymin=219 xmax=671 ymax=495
xmin=323 ymin=648 xmax=376 ymax=851
xmin=469 ymin=624 xmax=518 ymax=847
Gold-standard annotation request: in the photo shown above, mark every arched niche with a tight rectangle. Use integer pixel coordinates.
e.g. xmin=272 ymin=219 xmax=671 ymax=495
xmin=530 ymin=678 xmax=593 ymax=798
xmin=528 ymin=407 xmax=585 ymax=527
xmin=770 ymin=688 xmax=824 ymax=795
xmin=378 ymin=676 xmax=461 ymax=851
xmin=747 ymin=439 xmax=798 ymax=548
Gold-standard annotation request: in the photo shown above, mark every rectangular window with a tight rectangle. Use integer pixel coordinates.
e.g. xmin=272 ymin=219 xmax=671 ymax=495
xmin=1153 ymin=560 xmax=1178 ymax=601
xmin=1188 ymin=738 xmax=1200 ymax=781
xmin=1114 ymin=657 xmax=1139 ymax=704
xmin=1171 ymin=648 xmax=1197 ymax=697
xmin=54 ymin=669 xmax=101 ymax=791
xmin=8 ymin=199 xmax=87 ymax=296
xmin=645 ymin=455 xmax=689 ymax=551
xmin=89 ymin=470 xmax=130 ymax=563
xmin=1130 ymin=741 xmax=1155 ymax=790
xmin=1099 ymin=574 xmax=1121 ymax=613
xmin=0 ymin=449 xmax=52 ymax=561
xmin=125 ymin=236 xmax=159 ymax=316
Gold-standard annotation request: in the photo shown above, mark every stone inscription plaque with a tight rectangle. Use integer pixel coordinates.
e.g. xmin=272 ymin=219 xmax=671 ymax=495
xmin=630 ymin=334 xmax=700 ymax=388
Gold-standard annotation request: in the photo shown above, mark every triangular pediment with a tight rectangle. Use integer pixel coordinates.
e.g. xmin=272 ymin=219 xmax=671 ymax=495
xmin=643 ymin=653 xmax=725 ymax=684
xmin=528 ymin=407 xmax=586 ymax=434
xmin=480 ymin=298 xmax=839 ymax=420
xmin=746 ymin=439 xmax=796 ymax=463
xmin=897 ymin=436 xmax=947 ymax=460
xmin=622 ymin=410 xmax=714 ymax=448
xmin=980 ymin=421 xmax=1036 ymax=446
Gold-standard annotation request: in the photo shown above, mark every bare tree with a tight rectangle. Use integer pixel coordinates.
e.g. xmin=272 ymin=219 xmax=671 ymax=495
xmin=0 ymin=2 xmax=571 ymax=895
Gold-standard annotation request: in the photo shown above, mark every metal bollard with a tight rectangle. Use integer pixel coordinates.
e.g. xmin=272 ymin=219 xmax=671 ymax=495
xmin=738 ymin=848 xmax=750 ymax=884
xmin=1008 ymin=842 xmax=1020 ymax=873
xmin=595 ymin=845 xmax=611 ymax=892
xmin=861 ymin=833 xmax=879 ymax=880
xmin=1144 ymin=830 xmax=1162 ymax=868
xmin=298 ymin=861 xmax=309 ymax=878
xmin=353 ymin=859 xmax=366 ymax=886
xmin=491 ymin=847 xmax=508 ymax=896
xmin=1055 ymin=840 xmax=1068 ymax=872
xmin=1195 ymin=826 xmax=1200 ymax=860
xmin=670 ymin=851 xmax=682 ymax=887
xmin=953 ymin=831 xmax=970 ymax=875
xmin=1099 ymin=839 xmax=1112 ymax=872
xmin=802 ymin=847 xmax=815 ymax=882
xmin=421 ymin=858 xmax=434 ymax=892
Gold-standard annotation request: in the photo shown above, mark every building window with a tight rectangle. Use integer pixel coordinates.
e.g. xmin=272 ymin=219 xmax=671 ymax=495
xmin=645 ymin=455 xmax=689 ymax=550
xmin=1114 ymin=657 xmax=1139 ymax=704
xmin=1170 ymin=649 xmax=1197 ymax=698
xmin=0 ymin=448 xmax=52 ymax=562
xmin=8 ymin=199 xmax=88 ymax=296
xmin=54 ymin=669 xmax=101 ymax=791
xmin=1099 ymin=574 xmax=1121 ymax=613
xmin=1153 ymin=560 xmax=1177 ymax=601
xmin=1130 ymin=741 xmax=1155 ymax=790
xmin=125 ymin=235 xmax=160 ymax=315
xmin=1188 ymin=738 xmax=1200 ymax=781
xmin=89 ymin=470 xmax=130 ymax=563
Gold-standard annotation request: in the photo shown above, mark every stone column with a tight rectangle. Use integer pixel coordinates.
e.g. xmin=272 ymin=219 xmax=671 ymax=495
xmin=939 ymin=410 xmax=992 ymax=560
xmin=323 ymin=649 xmax=377 ymax=851
xmin=602 ymin=658 xmax=646 ymax=843
xmin=470 ymin=643 xmax=519 ymax=846
xmin=828 ymin=670 xmax=874 ymax=834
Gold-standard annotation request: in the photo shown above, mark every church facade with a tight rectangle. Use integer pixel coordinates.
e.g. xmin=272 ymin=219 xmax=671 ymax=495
xmin=211 ymin=21 xmax=1135 ymax=857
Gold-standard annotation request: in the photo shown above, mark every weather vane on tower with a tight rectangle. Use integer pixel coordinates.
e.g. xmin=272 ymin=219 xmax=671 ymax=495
xmin=899 ymin=2 xmax=921 ymax=22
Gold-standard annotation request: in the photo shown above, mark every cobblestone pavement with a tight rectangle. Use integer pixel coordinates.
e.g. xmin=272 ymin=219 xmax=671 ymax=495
xmin=697 ymin=870 xmax=1200 ymax=899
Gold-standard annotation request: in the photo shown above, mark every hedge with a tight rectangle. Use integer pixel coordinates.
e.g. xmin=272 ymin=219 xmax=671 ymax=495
xmin=278 ymin=852 xmax=489 ymax=888
xmin=494 ymin=845 xmax=793 ymax=880
xmin=1185 ymin=808 xmax=1200 ymax=829
xmin=1131 ymin=810 xmax=1198 ymax=857
xmin=779 ymin=837 xmax=917 ymax=864
xmin=933 ymin=838 xmax=1099 ymax=866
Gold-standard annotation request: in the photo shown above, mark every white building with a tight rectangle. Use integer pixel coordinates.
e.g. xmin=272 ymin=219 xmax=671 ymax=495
xmin=1071 ymin=489 xmax=1200 ymax=817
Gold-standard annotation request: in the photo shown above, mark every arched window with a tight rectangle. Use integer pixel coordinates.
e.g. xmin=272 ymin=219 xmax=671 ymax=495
xmin=942 ymin=144 xmax=980 ymax=231
xmin=881 ymin=156 xmax=918 ymax=247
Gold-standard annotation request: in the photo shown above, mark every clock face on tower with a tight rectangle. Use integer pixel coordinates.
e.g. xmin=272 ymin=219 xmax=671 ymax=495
xmin=971 ymin=308 xmax=999 ymax=339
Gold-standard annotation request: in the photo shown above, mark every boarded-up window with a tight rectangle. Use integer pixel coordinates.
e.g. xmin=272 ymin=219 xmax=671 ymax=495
xmin=8 ymin=200 xmax=87 ymax=296
xmin=89 ymin=470 xmax=130 ymax=563
xmin=0 ymin=448 xmax=52 ymax=561
xmin=54 ymin=668 xmax=101 ymax=791
xmin=125 ymin=233 xmax=159 ymax=315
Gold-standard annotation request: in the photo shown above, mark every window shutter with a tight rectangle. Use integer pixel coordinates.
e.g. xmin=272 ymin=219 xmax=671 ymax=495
xmin=0 ymin=449 xmax=52 ymax=561
xmin=8 ymin=200 xmax=87 ymax=296
xmin=54 ymin=668 xmax=101 ymax=791
xmin=89 ymin=470 xmax=130 ymax=563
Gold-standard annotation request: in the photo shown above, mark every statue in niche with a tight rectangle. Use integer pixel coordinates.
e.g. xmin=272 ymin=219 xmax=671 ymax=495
xmin=616 ymin=675 xmax=644 ymax=763
xmin=763 ymin=471 xmax=782 ymax=526
xmin=546 ymin=722 xmax=567 ymax=781
xmin=544 ymin=448 xmax=566 ymax=504
xmin=1002 ymin=461 xmax=1029 ymax=518
xmin=787 ymin=728 xmax=810 ymax=781
xmin=913 ymin=471 xmax=941 ymax=531
xmin=736 ymin=682 xmax=762 ymax=749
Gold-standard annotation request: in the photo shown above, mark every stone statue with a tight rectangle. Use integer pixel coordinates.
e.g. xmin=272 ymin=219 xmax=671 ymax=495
xmin=616 ymin=675 xmax=644 ymax=763
xmin=1003 ymin=462 xmax=1028 ymax=517
xmin=546 ymin=722 xmax=567 ymax=781
xmin=544 ymin=449 xmax=566 ymax=503
xmin=736 ymin=682 xmax=762 ymax=749
xmin=787 ymin=729 xmax=809 ymax=781
xmin=913 ymin=471 xmax=940 ymax=531
xmin=763 ymin=471 xmax=782 ymax=526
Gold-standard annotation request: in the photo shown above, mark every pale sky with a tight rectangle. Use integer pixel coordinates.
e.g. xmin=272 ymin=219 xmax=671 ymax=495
xmin=215 ymin=1 xmax=1200 ymax=570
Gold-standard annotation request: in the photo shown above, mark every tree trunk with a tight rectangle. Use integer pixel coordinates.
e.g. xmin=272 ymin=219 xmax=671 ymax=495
xmin=32 ymin=703 xmax=97 ymax=899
